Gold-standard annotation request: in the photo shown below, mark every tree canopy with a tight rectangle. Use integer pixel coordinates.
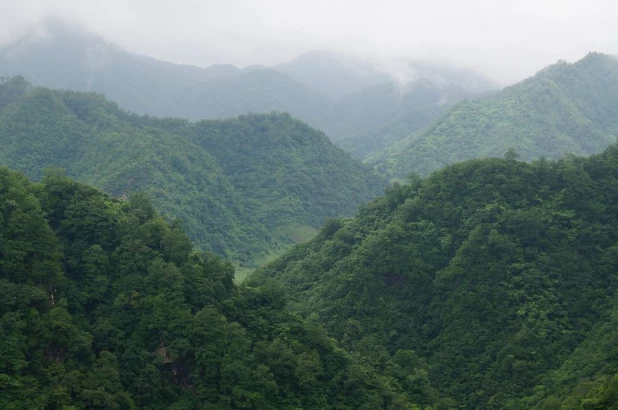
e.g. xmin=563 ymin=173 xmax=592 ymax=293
xmin=0 ymin=167 xmax=419 ymax=409
xmin=250 ymin=142 xmax=618 ymax=408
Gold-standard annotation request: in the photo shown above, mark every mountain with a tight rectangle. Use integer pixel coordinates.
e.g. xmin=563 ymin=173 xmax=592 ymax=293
xmin=0 ymin=20 xmax=333 ymax=122
xmin=0 ymin=21 xmax=494 ymax=159
xmin=249 ymin=144 xmax=618 ymax=408
xmin=0 ymin=167 xmax=420 ymax=409
xmin=0 ymin=76 xmax=387 ymax=265
xmin=0 ymin=20 xmax=232 ymax=115
xmin=274 ymin=50 xmax=391 ymax=100
xmin=370 ymin=52 xmax=618 ymax=178
xmin=277 ymin=50 xmax=496 ymax=100
xmin=280 ymin=53 xmax=496 ymax=158
xmin=171 ymin=67 xmax=334 ymax=127
xmin=329 ymin=80 xmax=478 ymax=158
xmin=275 ymin=54 xmax=495 ymax=158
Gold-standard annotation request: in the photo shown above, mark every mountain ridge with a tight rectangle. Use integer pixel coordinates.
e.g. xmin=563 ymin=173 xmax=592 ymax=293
xmin=249 ymin=143 xmax=618 ymax=408
xmin=0 ymin=20 xmax=494 ymax=159
xmin=369 ymin=52 xmax=618 ymax=178
xmin=0 ymin=76 xmax=387 ymax=265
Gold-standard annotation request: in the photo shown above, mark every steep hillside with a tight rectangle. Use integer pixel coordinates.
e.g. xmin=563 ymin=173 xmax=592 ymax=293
xmin=370 ymin=52 xmax=618 ymax=178
xmin=331 ymin=81 xmax=475 ymax=158
xmin=189 ymin=114 xmax=386 ymax=230
xmin=0 ymin=77 xmax=387 ymax=264
xmin=0 ymin=167 xmax=420 ymax=409
xmin=250 ymin=144 xmax=618 ymax=408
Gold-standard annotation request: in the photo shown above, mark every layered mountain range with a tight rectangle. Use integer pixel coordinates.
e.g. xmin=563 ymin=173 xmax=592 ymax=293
xmin=2 ymin=18 xmax=618 ymax=409
xmin=370 ymin=52 xmax=618 ymax=178
xmin=0 ymin=20 xmax=495 ymax=159
xmin=0 ymin=76 xmax=386 ymax=265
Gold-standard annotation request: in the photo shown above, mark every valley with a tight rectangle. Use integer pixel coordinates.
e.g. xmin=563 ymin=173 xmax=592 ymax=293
xmin=1 ymin=14 xmax=618 ymax=410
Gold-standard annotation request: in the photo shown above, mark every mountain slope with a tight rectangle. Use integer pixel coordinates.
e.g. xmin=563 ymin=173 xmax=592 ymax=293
xmin=0 ymin=167 xmax=418 ymax=409
xmin=330 ymin=80 xmax=476 ymax=157
xmin=0 ymin=77 xmax=387 ymax=264
xmin=172 ymin=68 xmax=334 ymax=127
xmin=370 ymin=52 xmax=618 ymax=178
xmin=0 ymin=21 xmax=494 ymax=160
xmin=189 ymin=113 xmax=386 ymax=230
xmin=0 ymin=21 xmax=334 ymax=126
xmin=0 ymin=20 xmax=230 ymax=115
xmin=249 ymin=144 xmax=618 ymax=408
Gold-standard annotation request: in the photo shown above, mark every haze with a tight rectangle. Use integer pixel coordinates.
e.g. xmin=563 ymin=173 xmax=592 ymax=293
xmin=0 ymin=0 xmax=617 ymax=85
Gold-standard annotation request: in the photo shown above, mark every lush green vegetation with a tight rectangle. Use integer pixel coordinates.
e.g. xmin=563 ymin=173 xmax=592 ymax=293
xmin=370 ymin=52 xmax=618 ymax=178
xmin=0 ymin=76 xmax=386 ymax=264
xmin=0 ymin=167 xmax=428 ymax=409
xmin=6 ymin=22 xmax=618 ymax=408
xmin=0 ymin=22 xmax=490 ymax=159
xmin=250 ymin=143 xmax=618 ymax=408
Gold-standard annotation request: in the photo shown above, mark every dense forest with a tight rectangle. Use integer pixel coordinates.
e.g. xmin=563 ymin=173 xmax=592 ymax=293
xmin=370 ymin=52 xmax=618 ymax=178
xmin=0 ymin=21 xmax=492 ymax=159
xmin=0 ymin=167 xmax=431 ymax=409
xmin=250 ymin=143 xmax=618 ymax=408
xmin=0 ymin=76 xmax=386 ymax=265
xmin=4 ymin=17 xmax=618 ymax=410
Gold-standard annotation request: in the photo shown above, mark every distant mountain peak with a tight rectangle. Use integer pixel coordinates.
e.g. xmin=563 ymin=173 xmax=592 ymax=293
xmin=4 ymin=17 xmax=114 ymax=52
xmin=1 ymin=18 xmax=126 ymax=70
xmin=274 ymin=50 xmax=388 ymax=99
xmin=277 ymin=50 xmax=498 ymax=98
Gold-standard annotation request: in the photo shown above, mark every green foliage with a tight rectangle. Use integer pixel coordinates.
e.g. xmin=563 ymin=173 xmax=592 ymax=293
xmin=0 ymin=77 xmax=387 ymax=265
xmin=250 ymin=142 xmax=618 ymax=408
xmin=0 ymin=25 xmax=490 ymax=160
xmin=191 ymin=113 xmax=385 ymax=229
xmin=0 ymin=167 xmax=414 ymax=409
xmin=371 ymin=52 xmax=618 ymax=178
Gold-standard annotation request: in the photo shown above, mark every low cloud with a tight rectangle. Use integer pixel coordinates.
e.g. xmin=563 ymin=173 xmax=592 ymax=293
xmin=1 ymin=0 xmax=617 ymax=85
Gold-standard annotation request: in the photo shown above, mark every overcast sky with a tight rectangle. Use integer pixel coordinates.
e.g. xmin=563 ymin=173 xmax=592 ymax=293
xmin=0 ymin=0 xmax=616 ymax=84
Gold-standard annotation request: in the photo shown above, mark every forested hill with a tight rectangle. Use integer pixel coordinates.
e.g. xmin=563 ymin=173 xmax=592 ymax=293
xmin=370 ymin=52 xmax=618 ymax=178
xmin=249 ymin=143 xmax=618 ymax=408
xmin=0 ymin=76 xmax=387 ymax=264
xmin=0 ymin=167 xmax=422 ymax=409
xmin=0 ymin=21 xmax=492 ymax=159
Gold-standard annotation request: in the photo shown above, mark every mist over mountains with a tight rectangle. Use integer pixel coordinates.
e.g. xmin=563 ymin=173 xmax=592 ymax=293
xmin=0 ymin=20 xmax=496 ymax=158
xmin=2 ymin=7 xmax=618 ymax=410
xmin=0 ymin=75 xmax=386 ymax=266
xmin=370 ymin=52 xmax=618 ymax=178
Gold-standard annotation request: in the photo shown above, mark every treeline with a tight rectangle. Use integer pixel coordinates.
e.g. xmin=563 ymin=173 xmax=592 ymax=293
xmin=0 ymin=76 xmax=386 ymax=264
xmin=0 ymin=167 xmax=421 ymax=409
xmin=250 ymin=143 xmax=618 ymax=408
